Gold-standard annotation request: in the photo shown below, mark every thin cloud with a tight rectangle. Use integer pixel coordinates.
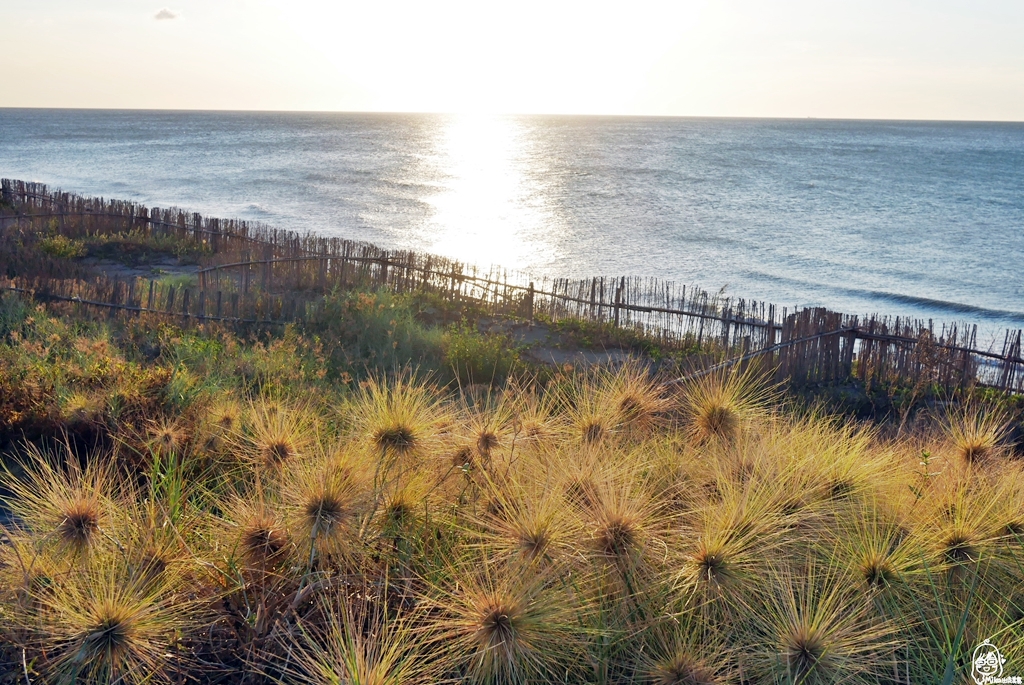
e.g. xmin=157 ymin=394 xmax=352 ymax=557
xmin=154 ymin=8 xmax=178 ymax=20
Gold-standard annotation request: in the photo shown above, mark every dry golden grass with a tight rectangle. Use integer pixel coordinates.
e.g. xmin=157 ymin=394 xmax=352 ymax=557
xmin=280 ymin=446 xmax=371 ymax=570
xmin=350 ymin=373 xmax=448 ymax=463
xmin=1 ymin=363 xmax=1022 ymax=683
xmin=682 ymin=367 xmax=775 ymax=444
xmin=747 ymin=561 xmax=899 ymax=685
xmin=219 ymin=493 xmax=295 ymax=574
xmin=1 ymin=443 xmax=121 ymax=562
xmin=236 ymin=397 xmax=317 ymax=471
xmin=285 ymin=596 xmax=437 ymax=685
xmin=29 ymin=556 xmax=198 ymax=684
xmin=425 ymin=558 xmax=580 ymax=684
xmin=945 ymin=402 xmax=1011 ymax=465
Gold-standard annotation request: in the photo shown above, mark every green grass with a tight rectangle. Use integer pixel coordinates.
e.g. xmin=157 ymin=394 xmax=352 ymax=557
xmin=541 ymin=314 xmax=705 ymax=362
xmin=155 ymin=272 xmax=199 ymax=289
xmin=83 ymin=229 xmax=212 ymax=265
xmin=442 ymin=321 xmax=519 ymax=385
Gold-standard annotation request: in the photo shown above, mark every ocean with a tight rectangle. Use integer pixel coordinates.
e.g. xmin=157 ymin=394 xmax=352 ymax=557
xmin=2 ymin=109 xmax=1023 ymax=343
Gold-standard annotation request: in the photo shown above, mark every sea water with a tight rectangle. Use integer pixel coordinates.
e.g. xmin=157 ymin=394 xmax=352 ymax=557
xmin=2 ymin=109 xmax=1022 ymax=343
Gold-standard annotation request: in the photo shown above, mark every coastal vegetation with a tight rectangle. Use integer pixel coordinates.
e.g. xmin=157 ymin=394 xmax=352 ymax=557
xmin=1 ymin=288 xmax=1023 ymax=684
xmin=1 ymin=182 xmax=1023 ymax=683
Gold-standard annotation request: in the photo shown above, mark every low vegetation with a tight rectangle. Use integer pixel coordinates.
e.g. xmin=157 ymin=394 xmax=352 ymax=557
xmin=1 ymin=290 xmax=1022 ymax=684
xmin=1 ymin=194 xmax=1022 ymax=683
xmin=1 ymin=219 xmax=211 ymax=281
xmin=39 ymin=226 xmax=212 ymax=265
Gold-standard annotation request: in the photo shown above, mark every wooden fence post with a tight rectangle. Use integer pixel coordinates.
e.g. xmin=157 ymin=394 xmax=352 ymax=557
xmin=210 ymin=218 xmax=219 ymax=253
xmin=721 ymin=305 xmax=732 ymax=351
xmin=613 ymin=277 xmax=624 ymax=327
xmin=860 ymin=318 xmax=875 ymax=381
xmin=243 ymin=251 xmax=250 ymax=294
xmin=262 ymin=246 xmax=272 ymax=294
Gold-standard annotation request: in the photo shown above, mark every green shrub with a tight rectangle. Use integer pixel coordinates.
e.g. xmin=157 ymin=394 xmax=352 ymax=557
xmin=156 ymin=273 xmax=199 ymax=290
xmin=305 ymin=289 xmax=445 ymax=378
xmin=84 ymin=230 xmax=211 ymax=265
xmin=38 ymin=235 xmax=87 ymax=259
xmin=443 ymin=322 xmax=518 ymax=385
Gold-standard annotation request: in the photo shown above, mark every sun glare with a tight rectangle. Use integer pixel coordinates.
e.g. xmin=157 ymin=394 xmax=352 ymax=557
xmin=419 ymin=115 xmax=565 ymax=271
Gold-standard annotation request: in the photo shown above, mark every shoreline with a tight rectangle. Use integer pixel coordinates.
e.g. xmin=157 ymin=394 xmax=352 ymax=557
xmin=3 ymin=111 xmax=1022 ymax=332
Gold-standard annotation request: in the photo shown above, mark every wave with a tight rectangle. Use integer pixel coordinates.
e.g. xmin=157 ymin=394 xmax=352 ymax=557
xmin=864 ymin=290 xmax=1024 ymax=321
xmin=744 ymin=270 xmax=1024 ymax=324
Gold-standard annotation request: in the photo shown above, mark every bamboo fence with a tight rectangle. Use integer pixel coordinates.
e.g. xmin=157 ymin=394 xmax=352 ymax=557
xmin=2 ymin=178 xmax=1022 ymax=393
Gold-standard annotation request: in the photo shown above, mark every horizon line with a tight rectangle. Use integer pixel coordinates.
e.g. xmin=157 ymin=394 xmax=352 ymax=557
xmin=2 ymin=105 xmax=1023 ymax=125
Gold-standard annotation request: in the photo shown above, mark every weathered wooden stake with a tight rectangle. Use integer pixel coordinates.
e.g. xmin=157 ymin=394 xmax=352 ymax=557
xmin=613 ymin=277 xmax=624 ymax=327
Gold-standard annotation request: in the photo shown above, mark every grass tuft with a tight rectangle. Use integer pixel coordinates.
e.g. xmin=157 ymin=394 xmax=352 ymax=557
xmin=683 ymin=368 xmax=774 ymax=444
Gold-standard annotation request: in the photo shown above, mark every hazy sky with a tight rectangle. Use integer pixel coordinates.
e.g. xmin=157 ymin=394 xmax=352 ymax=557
xmin=3 ymin=0 xmax=1024 ymax=120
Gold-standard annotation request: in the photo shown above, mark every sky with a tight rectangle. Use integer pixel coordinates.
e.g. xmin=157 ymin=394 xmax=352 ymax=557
xmin=2 ymin=0 xmax=1024 ymax=120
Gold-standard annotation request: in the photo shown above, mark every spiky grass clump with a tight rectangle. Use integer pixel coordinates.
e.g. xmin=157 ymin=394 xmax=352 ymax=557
xmin=428 ymin=562 xmax=578 ymax=684
xmin=641 ymin=619 xmax=732 ymax=685
xmin=285 ymin=597 xmax=436 ymax=685
xmin=682 ymin=368 xmax=774 ymax=444
xmin=837 ymin=506 xmax=915 ymax=591
xmin=601 ymin=362 xmax=674 ymax=437
xmin=146 ymin=417 xmax=188 ymax=457
xmin=472 ymin=473 xmax=575 ymax=565
xmin=240 ymin=398 xmax=316 ymax=470
xmin=281 ymin=449 xmax=370 ymax=568
xmin=452 ymin=390 xmax=516 ymax=472
xmin=208 ymin=399 xmax=243 ymax=433
xmin=912 ymin=467 xmax=1017 ymax=575
xmin=575 ymin=462 xmax=670 ymax=585
xmin=749 ymin=564 xmax=897 ymax=685
xmin=559 ymin=370 xmax=624 ymax=448
xmin=380 ymin=481 xmax=423 ymax=539
xmin=241 ymin=517 xmax=291 ymax=568
xmin=200 ymin=397 xmax=243 ymax=453
xmin=762 ymin=413 xmax=889 ymax=513
xmin=675 ymin=477 xmax=790 ymax=609
xmin=1 ymin=445 xmax=117 ymax=561
xmin=503 ymin=381 xmax=562 ymax=447
xmin=649 ymin=652 xmax=723 ymax=685
xmin=945 ymin=403 xmax=1010 ymax=465
xmin=351 ymin=374 xmax=447 ymax=464
xmin=30 ymin=561 xmax=196 ymax=684
xmin=219 ymin=496 xmax=294 ymax=573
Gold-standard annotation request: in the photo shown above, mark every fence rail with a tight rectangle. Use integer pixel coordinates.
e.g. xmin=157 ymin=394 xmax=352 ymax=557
xmin=3 ymin=178 xmax=1022 ymax=393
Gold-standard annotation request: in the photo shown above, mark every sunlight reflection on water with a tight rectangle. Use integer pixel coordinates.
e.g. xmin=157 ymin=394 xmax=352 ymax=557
xmin=418 ymin=115 xmax=565 ymax=271
xmin=3 ymin=110 xmax=1024 ymax=339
